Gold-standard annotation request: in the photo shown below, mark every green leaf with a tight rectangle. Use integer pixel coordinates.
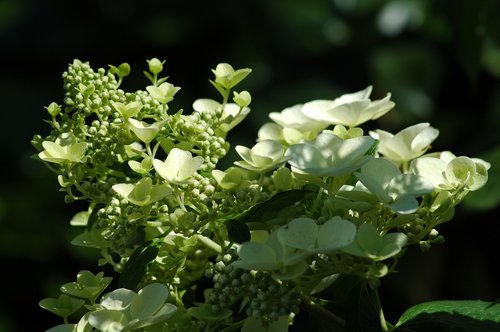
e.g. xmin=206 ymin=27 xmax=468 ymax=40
xmin=87 ymin=203 xmax=106 ymax=231
xmin=345 ymin=279 xmax=381 ymax=332
xmin=119 ymin=238 xmax=163 ymax=290
xmin=226 ymin=219 xmax=251 ymax=243
xmin=240 ymin=189 xmax=312 ymax=227
xmin=395 ymin=300 xmax=500 ymax=332
xmin=187 ymin=304 xmax=232 ymax=322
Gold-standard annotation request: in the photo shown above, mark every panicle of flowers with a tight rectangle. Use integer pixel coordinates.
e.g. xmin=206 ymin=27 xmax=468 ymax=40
xmin=34 ymin=59 xmax=490 ymax=332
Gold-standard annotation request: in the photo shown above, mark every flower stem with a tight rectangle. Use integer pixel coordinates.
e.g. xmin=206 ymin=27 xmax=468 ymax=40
xmin=370 ymin=284 xmax=388 ymax=332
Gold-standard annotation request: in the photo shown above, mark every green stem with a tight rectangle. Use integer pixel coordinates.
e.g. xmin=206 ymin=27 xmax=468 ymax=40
xmin=370 ymin=284 xmax=388 ymax=332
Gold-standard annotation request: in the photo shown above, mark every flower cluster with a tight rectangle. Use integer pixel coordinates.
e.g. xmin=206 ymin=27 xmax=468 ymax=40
xmin=34 ymin=59 xmax=490 ymax=332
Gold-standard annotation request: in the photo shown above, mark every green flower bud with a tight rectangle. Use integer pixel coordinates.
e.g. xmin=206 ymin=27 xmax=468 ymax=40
xmin=45 ymin=102 xmax=61 ymax=117
xmin=147 ymin=58 xmax=165 ymax=75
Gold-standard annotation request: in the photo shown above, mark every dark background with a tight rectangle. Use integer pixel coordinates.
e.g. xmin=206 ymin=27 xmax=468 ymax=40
xmin=1 ymin=0 xmax=500 ymax=330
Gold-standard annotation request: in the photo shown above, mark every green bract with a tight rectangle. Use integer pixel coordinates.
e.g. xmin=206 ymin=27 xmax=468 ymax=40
xmin=286 ymin=131 xmax=375 ymax=176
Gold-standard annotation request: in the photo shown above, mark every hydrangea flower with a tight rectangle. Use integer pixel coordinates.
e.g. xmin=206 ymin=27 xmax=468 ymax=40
xmin=354 ymin=158 xmax=434 ymax=214
xmin=341 ymin=224 xmax=408 ymax=261
xmin=211 ymin=63 xmax=252 ymax=90
xmin=128 ymin=119 xmax=164 ymax=144
xmin=234 ymin=140 xmax=287 ymax=173
xmin=111 ymin=101 xmax=143 ymax=120
xmin=286 ymin=131 xmax=375 ymax=176
xmin=86 ymin=283 xmax=177 ymax=331
xmin=38 ymin=140 xmax=87 ymax=164
xmin=146 ymin=82 xmax=180 ymax=104
xmin=233 ymin=216 xmax=356 ymax=280
xmin=112 ymin=177 xmax=172 ymax=206
xmin=370 ymin=122 xmax=439 ymax=166
xmin=192 ymin=98 xmax=250 ymax=135
xmin=411 ymin=151 xmax=490 ymax=192
xmin=301 ymin=86 xmax=394 ymax=128
xmin=153 ymin=148 xmax=204 ymax=184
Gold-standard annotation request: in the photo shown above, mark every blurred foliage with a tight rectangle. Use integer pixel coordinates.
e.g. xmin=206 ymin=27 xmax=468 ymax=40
xmin=1 ymin=0 xmax=499 ymax=330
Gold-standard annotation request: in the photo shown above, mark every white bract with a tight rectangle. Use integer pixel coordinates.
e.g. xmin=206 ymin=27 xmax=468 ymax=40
xmin=411 ymin=151 xmax=490 ymax=192
xmin=354 ymin=158 xmax=434 ymax=214
xmin=38 ymin=140 xmax=87 ymax=164
xmin=301 ymin=86 xmax=394 ymax=128
xmin=153 ymin=148 xmax=204 ymax=184
xmin=286 ymin=131 xmax=375 ymax=176
xmin=234 ymin=140 xmax=286 ymax=173
xmin=370 ymin=122 xmax=439 ymax=165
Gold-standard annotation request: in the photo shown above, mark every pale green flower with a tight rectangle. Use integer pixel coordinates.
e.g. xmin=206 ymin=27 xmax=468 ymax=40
xmin=112 ymin=177 xmax=172 ymax=206
xmin=38 ymin=140 xmax=87 ymax=164
xmin=211 ymin=63 xmax=252 ymax=90
xmin=278 ymin=216 xmax=356 ymax=254
xmin=234 ymin=140 xmax=287 ymax=173
xmin=147 ymin=57 xmax=165 ymax=74
xmin=233 ymin=90 xmax=252 ymax=107
xmin=146 ymin=82 xmax=180 ymax=104
xmin=286 ymin=131 xmax=375 ymax=176
xmin=85 ymin=283 xmax=177 ymax=331
xmin=128 ymin=156 xmax=153 ymax=175
xmin=342 ymin=223 xmax=408 ymax=261
xmin=411 ymin=151 xmax=490 ymax=192
xmin=269 ymin=103 xmax=330 ymax=133
xmin=128 ymin=118 xmax=163 ymax=144
xmin=111 ymin=101 xmax=143 ymax=119
xmin=153 ymin=148 xmax=204 ymax=184
xmin=233 ymin=216 xmax=356 ymax=279
xmin=370 ymin=122 xmax=439 ymax=165
xmin=192 ymin=98 xmax=250 ymax=134
xmin=302 ymin=86 xmax=394 ymax=128
xmin=212 ymin=167 xmax=258 ymax=190
xmin=354 ymin=158 xmax=434 ymax=214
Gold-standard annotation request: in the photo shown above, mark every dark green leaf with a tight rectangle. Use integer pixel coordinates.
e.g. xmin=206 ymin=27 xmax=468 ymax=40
xmin=87 ymin=203 xmax=106 ymax=231
xmin=240 ymin=189 xmax=313 ymax=225
xmin=226 ymin=220 xmax=251 ymax=243
xmin=344 ymin=278 xmax=381 ymax=332
xmin=118 ymin=238 xmax=163 ymax=290
xmin=394 ymin=300 xmax=500 ymax=332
